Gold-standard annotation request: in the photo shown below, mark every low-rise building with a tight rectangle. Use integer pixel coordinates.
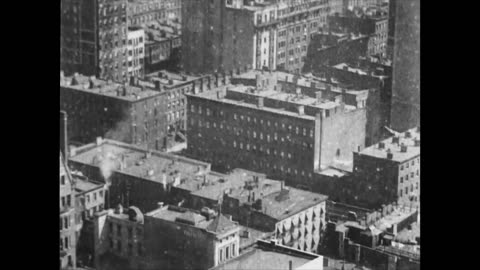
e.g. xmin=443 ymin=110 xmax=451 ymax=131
xmin=93 ymin=204 xmax=240 ymax=270
xmin=60 ymin=72 xmax=168 ymax=150
xmin=350 ymin=127 xmax=420 ymax=208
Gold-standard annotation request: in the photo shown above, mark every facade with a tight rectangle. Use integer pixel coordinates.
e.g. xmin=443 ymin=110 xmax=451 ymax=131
xmin=390 ymin=0 xmax=420 ymax=132
xmin=186 ymin=70 xmax=368 ymax=195
xmin=220 ymin=172 xmax=328 ymax=254
xmin=350 ymin=127 xmax=420 ymax=208
xmin=144 ymin=23 xmax=181 ymax=73
xmin=60 ymin=0 xmax=128 ymax=82
xmin=328 ymin=11 xmax=388 ymax=57
xmin=143 ymin=71 xmax=230 ymax=134
xmin=325 ymin=60 xmax=392 ymax=146
xmin=302 ymin=30 xmax=370 ymax=71
xmin=60 ymin=153 xmax=77 ymax=269
xmin=73 ymin=174 xmax=107 ymax=267
xmin=127 ymin=0 xmax=182 ymax=28
xmin=127 ymin=27 xmax=145 ymax=78
xmin=182 ymin=0 xmax=334 ymax=74
xmin=60 ymin=72 xmax=168 ymax=150
xmin=93 ymin=204 xmax=240 ymax=270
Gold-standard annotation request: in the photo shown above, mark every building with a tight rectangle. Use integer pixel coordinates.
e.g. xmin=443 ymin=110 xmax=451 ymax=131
xmin=144 ymin=23 xmax=182 ymax=73
xmin=323 ymin=59 xmax=392 ymax=146
xmin=210 ymin=239 xmax=324 ymax=270
xmin=92 ymin=204 xmax=240 ymax=270
xmin=182 ymin=0 xmax=334 ymax=75
xmin=350 ymin=127 xmax=420 ymax=208
xmin=302 ymin=30 xmax=370 ymax=72
xmin=186 ymin=69 xmax=368 ymax=195
xmin=61 ymin=111 xmax=69 ymax=158
xmin=60 ymin=153 xmax=77 ymax=269
xmin=60 ymin=72 xmax=168 ymax=150
xmin=328 ymin=10 xmax=388 ymax=57
xmin=329 ymin=0 xmax=344 ymax=16
xmin=60 ymin=0 xmax=128 ymax=81
xmin=127 ymin=27 xmax=145 ymax=78
xmin=73 ymin=174 xmax=107 ymax=267
xmin=220 ymin=170 xmax=328 ymax=254
xmin=390 ymin=0 xmax=420 ymax=132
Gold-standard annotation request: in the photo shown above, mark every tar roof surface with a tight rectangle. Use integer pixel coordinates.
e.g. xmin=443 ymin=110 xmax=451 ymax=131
xmin=359 ymin=128 xmax=420 ymax=162
xmin=70 ymin=140 xmax=209 ymax=183
xmin=60 ymin=74 xmax=161 ymax=102
xmin=213 ymin=247 xmax=311 ymax=270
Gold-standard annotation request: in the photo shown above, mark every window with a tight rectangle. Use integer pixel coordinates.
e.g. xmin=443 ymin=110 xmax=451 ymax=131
xmin=232 ymin=244 xmax=236 ymax=256
xmin=61 ymin=196 xmax=65 ymax=207
xmin=226 ymin=246 xmax=230 ymax=259
xmin=417 ymin=170 xmax=419 ymax=176
xmin=94 ymin=192 xmax=97 ymax=201
xmin=400 ymin=177 xmax=403 ymax=183
xmin=405 ymin=187 xmax=408 ymax=195
xmin=400 ymin=190 xmax=402 ymax=197
xmin=117 ymin=224 xmax=122 ymax=236
xmin=411 ymin=172 xmax=414 ymax=178
xmin=400 ymin=165 xmax=404 ymax=170
xmin=117 ymin=241 xmax=122 ymax=252
xmin=220 ymin=249 xmax=223 ymax=262
xmin=60 ymin=175 xmax=65 ymax=185
xmin=66 ymin=195 xmax=71 ymax=207
xmin=406 ymin=175 xmax=409 ymax=181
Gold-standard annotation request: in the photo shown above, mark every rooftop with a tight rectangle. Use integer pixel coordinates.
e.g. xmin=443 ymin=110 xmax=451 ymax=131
xmin=145 ymin=70 xmax=200 ymax=88
xmin=211 ymin=246 xmax=312 ymax=270
xmin=333 ymin=63 xmax=390 ymax=79
xmin=146 ymin=205 xmax=238 ymax=234
xmin=358 ymin=127 xmax=420 ymax=162
xmin=73 ymin=175 xmax=104 ymax=194
xmin=60 ymin=73 xmax=161 ymax=102
xmin=69 ymin=139 xmax=211 ymax=184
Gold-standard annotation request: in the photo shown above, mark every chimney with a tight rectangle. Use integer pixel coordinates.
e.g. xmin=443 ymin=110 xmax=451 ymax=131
xmin=89 ymin=76 xmax=96 ymax=89
xmin=157 ymin=202 xmax=164 ymax=208
xmin=115 ymin=204 xmax=123 ymax=214
xmin=392 ymin=136 xmax=399 ymax=144
xmin=145 ymin=151 xmax=152 ymax=159
xmin=147 ymin=169 xmax=154 ymax=177
xmin=243 ymin=230 xmax=250 ymax=238
xmin=130 ymin=76 xmax=138 ymax=86
xmin=281 ymin=181 xmax=285 ymax=190
xmin=217 ymin=91 xmax=224 ymax=100
xmin=122 ymin=86 xmax=127 ymax=96
xmin=405 ymin=131 xmax=411 ymax=138
xmin=296 ymin=87 xmax=301 ymax=96
xmin=298 ymin=105 xmax=305 ymax=115
xmin=96 ymin=137 xmax=103 ymax=146
xmin=414 ymin=139 xmax=420 ymax=147
xmin=400 ymin=144 xmax=408 ymax=153
xmin=168 ymin=79 xmax=174 ymax=85
xmin=258 ymin=97 xmax=264 ymax=108
xmin=378 ymin=142 xmax=385 ymax=149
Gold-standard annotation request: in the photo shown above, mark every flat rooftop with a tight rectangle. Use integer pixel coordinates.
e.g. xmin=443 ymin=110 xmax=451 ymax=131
xmin=374 ymin=206 xmax=418 ymax=232
xmin=238 ymin=225 xmax=272 ymax=250
xmin=146 ymin=205 xmax=238 ymax=234
xmin=60 ymin=73 xmax=161 ymax=102
xmin=358 ymin=127 xmax=420 ymax=162
xmin=73 ymin=176 xmax=104 ymax=194
xmin=212 ymin=247 xmax=312 ymax=270
xmin=145 ymin=70 xmax=200 ymax=88
xmin=69 ymin=139 xmax=210 ymax=184
xmin=333 ymin=63 xmax=390 ymax=79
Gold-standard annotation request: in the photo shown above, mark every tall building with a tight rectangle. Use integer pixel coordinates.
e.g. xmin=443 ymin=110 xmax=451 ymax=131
xmin=186 ymin=70 xmax=368 ymax=194
xmin=328 ymin=10 xmax=388 ymax=57
xmin=350 ymin=127 xmax=420 ymax=208
xmin=60 ymin=153 xmax=77 ymax=269
xmin=60 ymin=0 xmax=129 ymax=81
xmin=127 ymin=27 xmax=146 ymax=78
xmin=60 ymin=72 xmax=168 ymax=150
xmin=182 ymin=0 xmax=332 ymax=75
xmin=390 ymin=0 xmax=420 ymax=132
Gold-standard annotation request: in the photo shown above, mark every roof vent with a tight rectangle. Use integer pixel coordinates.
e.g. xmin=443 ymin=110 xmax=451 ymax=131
xmin=386 ymin=149 xmax=393 ymax=160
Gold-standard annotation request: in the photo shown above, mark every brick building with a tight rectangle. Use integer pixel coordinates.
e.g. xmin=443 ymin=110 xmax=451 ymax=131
xmin=348 ymin=127 xmax=420 ymax=209
xmin=328 ymin=10 xmax=388 ymax=57
xmin=127 ymin=26 xmax=145 ymax=78
xmin=182 ymin=0 xmax=333 ymax=74
xmin=302 ymin=30 xmax=370 ymax=72
xmin=60 ymin=153 xmax=77 ymax=269
xmin=220 ymin=170 xmax=328 ymax=254
xmin=186 ymin=70 xmax=368 ymax=196
xmin=323 ymin=59 xmax=392 ymax=146
xmin=60 ymin=72 xmax=168 ymax=150
xmin=60 ymin=0 xmax=128 ymax=81
xmin=144 ymin=23 xmax=181 ymax=73
xmin=92 ymin=204 xmax=240 ymax=270
xmin=68 ymin=138 xmax=213 ymax=213
xmin=127 ymin=0 xmax=181 ymax=26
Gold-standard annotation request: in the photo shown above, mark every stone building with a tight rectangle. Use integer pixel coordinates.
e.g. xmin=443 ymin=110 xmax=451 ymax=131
xmin=127 ymin=27 xmax=145 ymax=78
xmin=60 ymin=153 xmax=77 ymax=269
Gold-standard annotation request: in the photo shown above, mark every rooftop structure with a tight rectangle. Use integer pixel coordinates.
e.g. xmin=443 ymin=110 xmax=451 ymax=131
xmin=60 ymin=73 xmax=161 ymax=102
xmin=358 ymin=127 xmax=420 ymax=162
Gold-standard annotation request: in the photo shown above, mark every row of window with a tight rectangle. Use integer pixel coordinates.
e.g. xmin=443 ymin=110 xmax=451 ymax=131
xmin=400 ymin=170 xmax=420 ymax=183
xmin=400 ymin=157 xmax=420 ymax=170
xmin=109 ymin=237 xmax=143 ymax=257
xmin=60 ymin=235 xmax=72 ymax=250
xmin=60 ymin=215 xmax=71 ymax=230
xmin=218 ymin=243 xmax=236 ymax=264
xmin=61 ymin=195 xmax=72 ymax=208
xmin=85 ymin=189 xmax=104 ymax=204
xmin=399 ymin=182 xmax=419 ymax=197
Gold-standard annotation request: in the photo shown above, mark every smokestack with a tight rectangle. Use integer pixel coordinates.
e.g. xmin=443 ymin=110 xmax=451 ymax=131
xmin=258 ymin=97 xmax=264 ymax=108
xmin=298 ymin=105 xmax=305 ymax=115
